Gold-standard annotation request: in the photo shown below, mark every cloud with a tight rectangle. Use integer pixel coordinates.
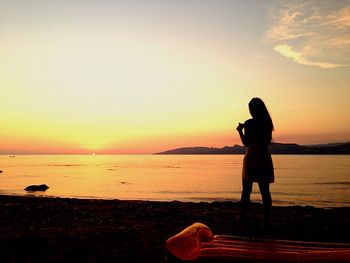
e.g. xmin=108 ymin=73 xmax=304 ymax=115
xmin=268 ymin=1 xmax=350 ymax=68
xmin=325 ymin=4 xmax=350 ymax=28
xmin=267 ymin=9 xmax=313 ymax=40
xmin=273 ymin=44 xmax=347 ymax=69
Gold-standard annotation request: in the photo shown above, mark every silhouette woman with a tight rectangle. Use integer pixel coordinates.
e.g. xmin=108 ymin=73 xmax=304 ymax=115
xmin=236 ymin=98 xmax=274 ymax=225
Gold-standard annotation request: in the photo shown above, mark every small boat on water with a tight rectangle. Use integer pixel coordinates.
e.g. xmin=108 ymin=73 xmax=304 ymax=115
xmin=166 ymin=223 xmax=350 ymax=262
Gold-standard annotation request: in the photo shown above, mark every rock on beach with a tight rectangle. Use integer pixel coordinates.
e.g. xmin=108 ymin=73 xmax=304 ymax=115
xmin=24 ymin=184 xmax=49 ymax=192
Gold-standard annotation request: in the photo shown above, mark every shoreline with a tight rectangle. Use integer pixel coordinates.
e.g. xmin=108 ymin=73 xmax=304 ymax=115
xmin=0 ymin=195 xmax=349 ymax=262
xmin=0 ymin=193 xmax=348 ymax=209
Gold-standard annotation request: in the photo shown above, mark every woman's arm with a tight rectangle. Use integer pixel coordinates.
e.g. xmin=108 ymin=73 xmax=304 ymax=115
xmin=236 ymin=123 xmax=248 ymax=147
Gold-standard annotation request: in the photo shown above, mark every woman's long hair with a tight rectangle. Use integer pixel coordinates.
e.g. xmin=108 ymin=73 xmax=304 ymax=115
xmin=248 ymin=98 xmax=274 ymax=142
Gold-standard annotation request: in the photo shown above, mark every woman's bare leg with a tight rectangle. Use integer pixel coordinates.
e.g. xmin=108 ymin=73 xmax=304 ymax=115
xmin=258 ymin=181 xmax=272 ymax=225
xmin=240 ymin=179 xmax=253 ymax=221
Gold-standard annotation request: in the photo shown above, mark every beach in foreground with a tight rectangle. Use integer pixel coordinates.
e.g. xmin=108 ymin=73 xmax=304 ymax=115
xmin=0 ymin=195 xmax=349 ymax=262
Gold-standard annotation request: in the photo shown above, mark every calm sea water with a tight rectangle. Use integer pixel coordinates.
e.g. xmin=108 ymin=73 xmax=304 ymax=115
xmin=0 ymin=155 xmax=349 ymax=208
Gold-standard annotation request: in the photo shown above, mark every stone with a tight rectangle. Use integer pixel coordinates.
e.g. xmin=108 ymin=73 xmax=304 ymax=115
xmin=24 ymin=184 xmax=49 ymax=192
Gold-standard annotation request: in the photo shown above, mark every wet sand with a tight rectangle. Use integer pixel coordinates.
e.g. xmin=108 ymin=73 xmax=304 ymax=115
xmin=0 ymin=195 xmax=349 ymax=262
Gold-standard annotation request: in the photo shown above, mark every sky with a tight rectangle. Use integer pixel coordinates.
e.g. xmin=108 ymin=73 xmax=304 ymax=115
xmin=0 ymin=0 xmax=349 ymax=154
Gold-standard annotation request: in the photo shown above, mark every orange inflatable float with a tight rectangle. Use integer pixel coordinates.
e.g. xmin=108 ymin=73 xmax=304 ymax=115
xmin=166 ymin=223 xmax=350 ymax=262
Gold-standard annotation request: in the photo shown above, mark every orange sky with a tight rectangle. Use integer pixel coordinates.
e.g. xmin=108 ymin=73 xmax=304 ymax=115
xmin=0 ymin=1 xmax=349 ymax=154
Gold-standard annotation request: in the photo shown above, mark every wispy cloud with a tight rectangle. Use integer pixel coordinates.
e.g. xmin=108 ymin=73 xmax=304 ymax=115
xmin=267 ymin=9 xmax=313 ymax=40
xmin=267 ymin=1 xmax=350 ymax=68
xmin=274 ymin=44 xmax=347 ymax=69
xmin=325 ymin=4 xmax=350 ymax=28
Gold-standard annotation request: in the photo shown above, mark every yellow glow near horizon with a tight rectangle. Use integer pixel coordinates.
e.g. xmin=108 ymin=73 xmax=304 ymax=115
xmin=0 ymin=28 xmax=243 ymax=153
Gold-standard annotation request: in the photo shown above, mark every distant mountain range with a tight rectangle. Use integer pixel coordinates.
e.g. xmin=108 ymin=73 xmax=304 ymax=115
xmin=155 ymin=142 xmax=350 ymax=155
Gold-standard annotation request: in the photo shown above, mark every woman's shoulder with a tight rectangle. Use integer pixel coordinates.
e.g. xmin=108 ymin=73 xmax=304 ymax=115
xmin=244 ymin=118 xmax=255 ymax=127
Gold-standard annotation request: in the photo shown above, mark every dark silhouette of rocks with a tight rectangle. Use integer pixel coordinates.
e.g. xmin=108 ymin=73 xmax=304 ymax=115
xmin=156 ymin=142 xmax=350 ymax=155
xmin=156 ymin=145 xmax=244 ymax=154
xmin=0 ymin=170 xmax=3 ymax=173
xmin=24 ymin=184 xmax=49 ymax=192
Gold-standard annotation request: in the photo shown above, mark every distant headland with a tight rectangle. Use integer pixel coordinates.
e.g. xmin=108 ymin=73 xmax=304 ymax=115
xmin=155 ymin=142 xmax=350 ymax=155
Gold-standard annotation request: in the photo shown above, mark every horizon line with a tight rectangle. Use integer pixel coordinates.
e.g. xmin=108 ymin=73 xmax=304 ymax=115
xmin=1 ymin=141 xmax=349 ymax=155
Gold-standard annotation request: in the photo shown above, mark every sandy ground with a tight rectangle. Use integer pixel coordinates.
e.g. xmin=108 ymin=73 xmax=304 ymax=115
xmin=0 ymin=195 xmax=349 ymax=262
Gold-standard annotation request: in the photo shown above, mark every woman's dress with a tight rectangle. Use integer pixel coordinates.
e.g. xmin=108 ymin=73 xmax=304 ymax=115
xmin=242 ymin=119 xmax=274 ymax=183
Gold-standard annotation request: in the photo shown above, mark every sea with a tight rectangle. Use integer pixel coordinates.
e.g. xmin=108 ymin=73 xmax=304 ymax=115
xmin=0 ymin=155 xmax=349 ymax=208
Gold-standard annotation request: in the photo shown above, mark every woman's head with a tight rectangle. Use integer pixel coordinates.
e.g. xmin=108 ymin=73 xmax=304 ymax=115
xmin=248 ymin=97 xmax=274 ymax=131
